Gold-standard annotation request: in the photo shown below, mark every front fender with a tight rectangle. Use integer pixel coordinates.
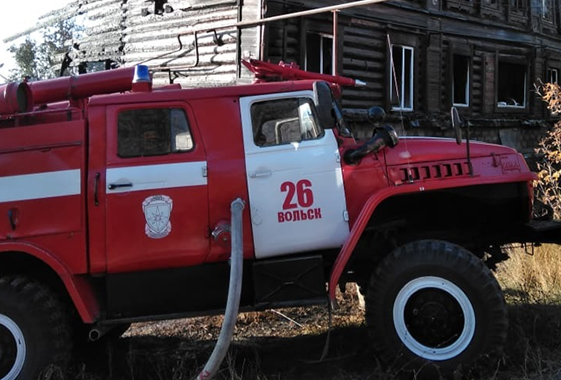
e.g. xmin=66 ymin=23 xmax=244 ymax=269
xmin=0 ymin=242 xmax=99 ymax=323
xmin=328 ymin=172 xmax=536 ymax=305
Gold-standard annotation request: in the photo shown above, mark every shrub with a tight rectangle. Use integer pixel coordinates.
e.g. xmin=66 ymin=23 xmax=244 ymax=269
xmin=535 ymin=82 xmax=561 ymax=219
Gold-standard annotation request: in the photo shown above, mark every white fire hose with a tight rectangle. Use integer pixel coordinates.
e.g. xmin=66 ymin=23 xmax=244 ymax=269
xmin=195 ymin=198 xmax=245 ymax=380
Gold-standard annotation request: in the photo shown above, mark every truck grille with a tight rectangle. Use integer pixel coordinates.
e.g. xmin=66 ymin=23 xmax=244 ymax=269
xmin=389 ymin=161 xmax=471 ymax=185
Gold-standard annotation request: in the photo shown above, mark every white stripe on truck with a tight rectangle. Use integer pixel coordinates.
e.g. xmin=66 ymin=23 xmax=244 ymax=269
xmin=0 ymin=169 xmax=81 ymax=203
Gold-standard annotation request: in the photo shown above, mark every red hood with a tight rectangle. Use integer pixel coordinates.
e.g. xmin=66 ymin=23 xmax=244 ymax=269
xmin=384 ymin=137 xmax=518 ymax=166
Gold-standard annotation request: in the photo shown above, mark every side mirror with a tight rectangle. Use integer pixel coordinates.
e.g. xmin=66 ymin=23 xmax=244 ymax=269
xmin=450 ymin=107 xmax=463 ymax=145
xmin=313 ymin=81 xmax=336 ymax=129
xmin=344 ymin=125 xmax=399 ymax=165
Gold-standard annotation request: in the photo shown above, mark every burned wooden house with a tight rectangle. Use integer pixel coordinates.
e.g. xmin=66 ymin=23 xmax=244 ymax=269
xmin=26 ymin=0 xmax=561 ymax=153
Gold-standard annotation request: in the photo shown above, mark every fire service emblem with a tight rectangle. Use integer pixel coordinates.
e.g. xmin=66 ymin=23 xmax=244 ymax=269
xmin=142 ymin=195 xmax=173 ymax=239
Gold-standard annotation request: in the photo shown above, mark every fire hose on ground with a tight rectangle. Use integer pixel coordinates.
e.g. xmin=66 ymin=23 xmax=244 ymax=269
xmin=195 ymin=198 xmax=245 ymax=380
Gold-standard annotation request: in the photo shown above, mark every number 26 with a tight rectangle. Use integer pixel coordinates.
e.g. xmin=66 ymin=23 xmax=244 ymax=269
xmin=281 ymin=180 xmax=314 ymax=210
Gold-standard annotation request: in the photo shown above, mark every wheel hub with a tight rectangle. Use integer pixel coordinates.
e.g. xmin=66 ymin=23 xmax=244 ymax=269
xmin=393 ymin=276 xmax=476 ymax=361
xmin=405 ymin=288 xmax=465 ymax=348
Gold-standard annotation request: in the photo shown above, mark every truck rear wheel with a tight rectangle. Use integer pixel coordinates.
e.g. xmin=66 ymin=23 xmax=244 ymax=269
xmin=0 ymin=276 xmax=71 ymax=380
xmin=365 ymin=240 xmax=507 ymax=376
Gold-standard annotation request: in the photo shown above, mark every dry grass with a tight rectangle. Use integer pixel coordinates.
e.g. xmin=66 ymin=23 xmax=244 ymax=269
xmin=497 ymin=244 xmax=561 ymax=304
xmin=46 ymin=245 xmax=561 ymax=380
xmin=495 ymin=244 xmax=561 ymax=380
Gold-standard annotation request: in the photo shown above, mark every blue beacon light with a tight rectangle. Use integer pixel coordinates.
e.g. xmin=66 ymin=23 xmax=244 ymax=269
xmin=133 ymin=65 xmax=151 ymax=83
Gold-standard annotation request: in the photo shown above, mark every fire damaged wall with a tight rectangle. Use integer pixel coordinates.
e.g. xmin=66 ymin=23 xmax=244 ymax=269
xmin=36 ymin=0 xmax=262 ymax=87
xmin=261 ymin=0 xmax=558 ymax=156
xmin=19 ymin=0 xmax=560 ymax=154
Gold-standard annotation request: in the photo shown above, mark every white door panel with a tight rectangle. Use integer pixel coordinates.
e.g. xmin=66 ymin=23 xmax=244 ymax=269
xmin=241 ymin=92 xmax=349 ymax=259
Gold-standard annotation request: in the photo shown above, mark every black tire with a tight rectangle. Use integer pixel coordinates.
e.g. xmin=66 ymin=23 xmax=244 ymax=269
xmin=365 ymin=240 xmax=507 ymax=376
xmin=0 ymin=275 xmax=72 ymax=380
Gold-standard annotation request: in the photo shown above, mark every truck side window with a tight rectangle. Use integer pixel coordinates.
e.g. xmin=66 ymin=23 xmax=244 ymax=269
xmin=251 ymin=98 xmax=324 ymax=147
xmin=118 ymin=108 xmax=194 ymax=158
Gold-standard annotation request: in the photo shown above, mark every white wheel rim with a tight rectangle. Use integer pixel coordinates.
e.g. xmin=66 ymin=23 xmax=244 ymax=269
xmin=0 ymin=314 xmax=26 ymax=380
xmin=393 ymin=276 xmax=476 ymax=361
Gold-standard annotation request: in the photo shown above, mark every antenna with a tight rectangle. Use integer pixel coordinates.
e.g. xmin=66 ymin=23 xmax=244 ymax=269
xmin=465 ymin=119 xmax=473 ymax=176
xmin=451 ymin=107 xmax=472 ymax=175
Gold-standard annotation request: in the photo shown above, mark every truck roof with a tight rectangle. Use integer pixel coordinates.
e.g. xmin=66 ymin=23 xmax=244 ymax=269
xmin=87 ymin=80 xmax=318 ymax=106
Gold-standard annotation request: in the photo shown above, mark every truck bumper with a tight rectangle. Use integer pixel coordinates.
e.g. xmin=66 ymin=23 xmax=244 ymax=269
xmin=522 ymin=220 xmax=561 ymax=245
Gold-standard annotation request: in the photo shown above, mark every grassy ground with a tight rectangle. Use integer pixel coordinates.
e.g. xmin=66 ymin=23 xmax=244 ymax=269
xmin=495 ymin=244 xmax=561 ymax=380
xmin=47 ymin=244 xmax=561 ymax=380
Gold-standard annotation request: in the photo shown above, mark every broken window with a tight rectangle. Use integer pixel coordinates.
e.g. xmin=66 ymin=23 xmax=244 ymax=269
xmin=453 ymin=55 xmax=470 ymax=106
xmin=548 ymin=68 xmax=559 ymax=84
xmin=80 ymin=60 xmax=118 ymax=74
xmin=155 ymin=0 xmax=167 ymax=15
xmin=390 ymin=45 xmax=414 ymax=111
xmin=118 ymin=108 xmax=193 ymax=158
xmin=251 ymin=98 xmax=324 ymax=147
xmin=497 ymin=61 xmax=527 ymax=108
xmin=305 ymin=33 xmax=333 ymax=75
xmin=141 ymin=0 xmax=169 ymax=16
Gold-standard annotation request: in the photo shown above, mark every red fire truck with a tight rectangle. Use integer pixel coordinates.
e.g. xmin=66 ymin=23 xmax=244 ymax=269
xmin=0 ymin=61 xmax=558 ymax=379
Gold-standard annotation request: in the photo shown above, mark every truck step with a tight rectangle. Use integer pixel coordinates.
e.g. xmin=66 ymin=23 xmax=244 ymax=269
xmin=253 ymin=255 xmax=326 ymax=308
xmin=524 ymin=220 xmax=561 ymax=244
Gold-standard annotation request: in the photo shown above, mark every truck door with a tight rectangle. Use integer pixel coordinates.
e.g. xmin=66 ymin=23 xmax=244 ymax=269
xmin=104 ymin=103 xmax=209 ymax=273
xmin=240 ymin=91 xmax=349 ymax=259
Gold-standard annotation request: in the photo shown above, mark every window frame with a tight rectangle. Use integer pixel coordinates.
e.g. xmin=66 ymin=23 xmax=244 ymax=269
xmin=542 ymin=0 xmax=554 ymax=21
xmin=116 ymin=107 xmax=194 ymax=159
xmin=250 ymin=96 xmax=325 ymax=148
xmin=452 ymin=54 xmax=471 ymax=107
xmin=496 ymin=59 xmax=528 ymax=109
xmin=107 ymin=103 xmax=200 ymax=166
xmin=508 ymin=0 xmax=528 ymax=16
xmin=547 ymin=67 xmax=559 ymax=84
xmin=304 ymin=32 xmax=334 ymax=75
xmin=390 ymin=44 xmax=414 ymax=112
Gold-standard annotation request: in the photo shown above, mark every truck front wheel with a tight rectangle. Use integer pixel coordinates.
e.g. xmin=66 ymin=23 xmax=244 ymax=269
xmin=0 ymin=276 xmax=71 ymax=380
xmin=365 ymin=240 xmax=507 ymax=376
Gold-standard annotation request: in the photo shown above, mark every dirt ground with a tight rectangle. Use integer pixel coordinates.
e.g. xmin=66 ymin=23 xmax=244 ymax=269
xmin=53 ymin=280 xmax=561 ymax=380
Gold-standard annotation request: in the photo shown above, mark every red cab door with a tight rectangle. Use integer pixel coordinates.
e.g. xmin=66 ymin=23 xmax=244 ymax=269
xmin=104 ymin=103 xmax=209 ymax=273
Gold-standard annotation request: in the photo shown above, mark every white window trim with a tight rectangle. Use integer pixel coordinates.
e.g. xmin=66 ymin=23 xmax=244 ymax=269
xmin=390 ymin=45 xmax=414 ymax=112
xmin=453 ymin=57 xmax=470 ymax=107
xmin=304 ymin=33 xmax=334 ymax=75
xmin=548 ymin=68 xmax=559 ymax=84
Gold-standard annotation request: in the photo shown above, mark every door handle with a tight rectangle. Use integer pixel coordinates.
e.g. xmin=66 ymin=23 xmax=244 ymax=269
xmin=107 ymin=182 xmax=133 ymax=190
xmin=7 ymin=208 xmax=18 ymax=231
xmin=249 ymin=170 xmax=272 ymax=178
xmin=94 ymin=173 xmax=100 ymax=206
